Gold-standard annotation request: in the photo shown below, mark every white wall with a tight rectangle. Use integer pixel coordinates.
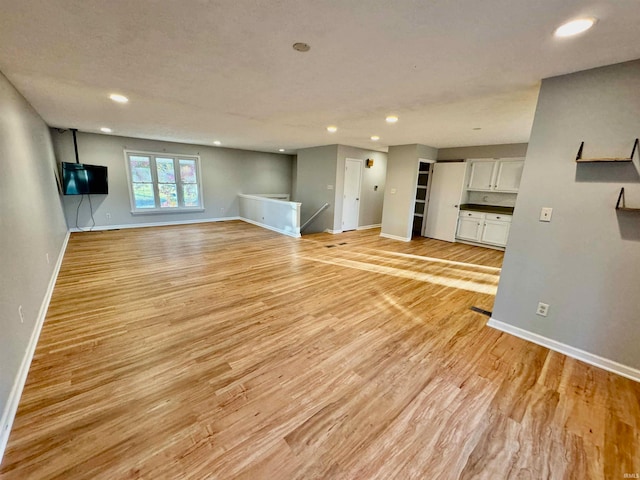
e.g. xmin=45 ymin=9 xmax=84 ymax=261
xmin=381 ymin=144 xmax=437 ymax=240
xmin=0 ymin=71 xmax=68 ymax=453
xmin=492 ymin=59 xmax=640 ymax=373
xmin=51 ymin=131 xmax=294 ymax=229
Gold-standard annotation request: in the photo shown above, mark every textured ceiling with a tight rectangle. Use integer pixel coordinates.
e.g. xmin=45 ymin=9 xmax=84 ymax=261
xmin=1 ymin=0 xmax=640 ymax=153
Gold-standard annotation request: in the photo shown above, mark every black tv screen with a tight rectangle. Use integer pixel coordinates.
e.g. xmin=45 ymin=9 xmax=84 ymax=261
xmin=62 ymin=162 xmax=108 ymax=195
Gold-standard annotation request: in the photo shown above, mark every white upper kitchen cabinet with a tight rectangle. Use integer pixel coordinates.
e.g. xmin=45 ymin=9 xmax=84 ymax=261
xmin=467 ymin=161 xmax=495 ymax=191
xmin=466 ymin=158 xmax=524 ymax=193
xmin=494 ymin=160 xmax=524 ymax=193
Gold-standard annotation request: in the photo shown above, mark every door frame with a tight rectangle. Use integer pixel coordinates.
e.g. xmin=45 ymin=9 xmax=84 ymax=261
xmin=342 ymin=158 xmax=364 ymax=231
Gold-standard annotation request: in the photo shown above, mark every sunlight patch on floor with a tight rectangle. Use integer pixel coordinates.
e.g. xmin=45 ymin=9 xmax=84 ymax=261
xmin=375 ymin=250 xmax=502 ymax=273
xmin=300 ymin=255 xmax=499 ymax=295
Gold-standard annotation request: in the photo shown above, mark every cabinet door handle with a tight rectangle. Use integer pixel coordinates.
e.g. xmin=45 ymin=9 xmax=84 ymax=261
xmin=496 ymin=216 xmax=501 ymax=219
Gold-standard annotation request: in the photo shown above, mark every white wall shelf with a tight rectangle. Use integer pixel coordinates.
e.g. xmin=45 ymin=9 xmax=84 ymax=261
xmin=615 ymin=187 xmax=640 ymax=212
xmin=575 ymin=138 xmax=638 ymax=163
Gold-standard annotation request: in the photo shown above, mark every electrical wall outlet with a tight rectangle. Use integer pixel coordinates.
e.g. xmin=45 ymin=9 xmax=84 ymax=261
xmin=106 ymin=212 xmax=111 ymax=220
xmin=536 ymin=302 xmax=549 ymax=317
xmin=46 ymin=253 xmax=50 ymax=264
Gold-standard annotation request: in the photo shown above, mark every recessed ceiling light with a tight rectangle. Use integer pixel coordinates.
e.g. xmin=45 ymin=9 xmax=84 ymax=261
xmin=100 ymin=127 xmax=112 ymax=133
xmin=293 ymin=42 xmax=311 ymax=52
xmin=554 ymin=18 xmax=596 ymax=37
xmin=371 ymin=135 xmax=380 ymax=141
xmin=109 ymin=93 xmax=128 ymax=103
xmin=279 ymin=148 xmax=285 ymax=152
xmin=472 ymin=127 xmax=482 ymax=131
xmin=213 ymin=140 xmax=221 ymax=146
xmin=327 ymin=125 xmax=338 ymax=133
xmin=386 ymin=115 xmax=398 ymax=124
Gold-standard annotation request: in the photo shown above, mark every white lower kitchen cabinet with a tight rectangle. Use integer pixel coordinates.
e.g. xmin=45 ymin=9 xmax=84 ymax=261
xmin=456 ymin=210 xmax=512 ymax=248
xmin=481 ymin=219 xmax=511 ymax=246
xmin=456 ymin=211 xmax=484 ymax=242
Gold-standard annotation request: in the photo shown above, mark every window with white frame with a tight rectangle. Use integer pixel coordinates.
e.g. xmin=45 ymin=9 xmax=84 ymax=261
xmin=125 ymin=151 xmax=203 ymax=212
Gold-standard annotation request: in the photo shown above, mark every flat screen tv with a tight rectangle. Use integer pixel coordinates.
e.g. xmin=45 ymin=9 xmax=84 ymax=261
xmin=61 ymin=162 xmax=108 ymax=195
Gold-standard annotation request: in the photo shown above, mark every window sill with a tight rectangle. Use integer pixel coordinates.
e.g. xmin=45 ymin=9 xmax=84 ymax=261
xmin=130 ymin=208 xmax=205 ymax=215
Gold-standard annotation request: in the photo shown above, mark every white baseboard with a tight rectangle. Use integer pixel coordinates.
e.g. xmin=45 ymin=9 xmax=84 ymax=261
xmin=487 ymin=318 xmax=640 ymax=383
xmin=240 ymin=218 xmax=301 ymax=238
xmin=68 ymin=216 xmax=240 ymax=232
xmin=0 ymin=231 xmax=70 ymax=463
xmin=325 ymin=229 xmax=343 ymax=234
xmin=357 ymin=224 xmax=382 ymax=231
xmin=379 ymin=232 xmax=411 ymax=242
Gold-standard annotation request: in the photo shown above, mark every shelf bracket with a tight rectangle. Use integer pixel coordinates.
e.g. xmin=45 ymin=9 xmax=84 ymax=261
xmin=631 ymin=138 xmax=639 ymax=160
xmin=616 ymin=187 xmax=625 ymax=210
xmin=575 ymin=142 xmax=584 ymax=161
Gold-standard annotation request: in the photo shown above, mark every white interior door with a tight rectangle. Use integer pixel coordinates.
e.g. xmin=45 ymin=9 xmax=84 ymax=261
xmin=342 ymin=158 xmax=362 ymax=231
xmin=424 ymin=162 xmax=467 ymax=242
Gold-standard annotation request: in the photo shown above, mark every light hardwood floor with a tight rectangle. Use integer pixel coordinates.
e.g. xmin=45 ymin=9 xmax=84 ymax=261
xmin=1 ymin=221 xmax=638 ymax=479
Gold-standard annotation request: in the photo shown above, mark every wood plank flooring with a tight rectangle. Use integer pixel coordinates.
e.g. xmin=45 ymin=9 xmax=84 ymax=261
xmin=1 ymin=221 xmax=639 ymax=479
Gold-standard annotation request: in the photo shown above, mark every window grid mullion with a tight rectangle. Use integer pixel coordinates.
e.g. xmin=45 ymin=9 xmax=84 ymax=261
xmin=174 ymin=158 xmax=184 ymax=208
xmin=150 ymin=156 xmax=161 ymax=209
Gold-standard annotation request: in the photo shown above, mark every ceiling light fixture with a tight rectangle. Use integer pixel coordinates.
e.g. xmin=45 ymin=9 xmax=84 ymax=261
xmin=472 ymin=127 xmax=482 ymax=130
xmin=278 ymin=148 xmax=285 ymax=152
xmin=327 ymin=126 xmax=337 ymax=133
xmin=213 ymin=140 xmax=221 ymax=146
xmin=371 ymin=135 xmax=380 ymax=141
xmin=100 ymin=127 xmax=112 ymax=133
xmin=554 ymin=18 xmax=596 ymax=37
xmin=385 ymin=115 xmax=398 ymax=124
xmin=109 ymin=93 xmax=128 ymax=103
xmin=292 ymin=42 xmax=311 ymax=52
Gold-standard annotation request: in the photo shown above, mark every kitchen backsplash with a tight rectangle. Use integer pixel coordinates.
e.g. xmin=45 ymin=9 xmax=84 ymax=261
xmin=466 ymin=191 xmax=517 ymax=207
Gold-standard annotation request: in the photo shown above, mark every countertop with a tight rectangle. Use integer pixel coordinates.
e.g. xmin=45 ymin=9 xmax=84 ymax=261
xmin=459 ymin=204 xmax=515 ymax=215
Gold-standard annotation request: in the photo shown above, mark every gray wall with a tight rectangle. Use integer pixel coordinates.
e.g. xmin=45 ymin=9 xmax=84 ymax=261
xmin=336 ymin=145 xmax=387 ymax=230
xmin=52 ymin=131 xmax=294 ymax=229
xmin=0 ymin=72 xmax=68 ymax=426
xmin=493 ymin=60 xmax=640 ymax=369
xmin=294 ymin=145 xmax=388 ymax=233
xmin=294 ymin=145 xmax=338 ymax=233
xmin=438 ymin=143 xmax=528 ymax=161
xmin=381 ymin=144 xmax=437 ymax=240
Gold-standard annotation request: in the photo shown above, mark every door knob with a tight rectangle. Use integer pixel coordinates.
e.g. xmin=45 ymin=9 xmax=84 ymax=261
xmin=454 ymin=204 xmax=459 ymax=208
xmin=356 ymin=198 xmax=360 ymax=201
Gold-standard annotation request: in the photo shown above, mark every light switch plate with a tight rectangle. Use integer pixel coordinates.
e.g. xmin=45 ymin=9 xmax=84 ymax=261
xmin=540 ymin=207 xmax=553 ymax=222
xmin=327 ymin=185 xmax=334 ymax=190
xmin=390 ymin=188 xmax=397 ymax=194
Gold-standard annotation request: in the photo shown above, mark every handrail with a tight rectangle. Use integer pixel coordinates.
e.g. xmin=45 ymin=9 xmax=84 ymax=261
xmin=301 ymin=203 xmax=330 ymax=231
